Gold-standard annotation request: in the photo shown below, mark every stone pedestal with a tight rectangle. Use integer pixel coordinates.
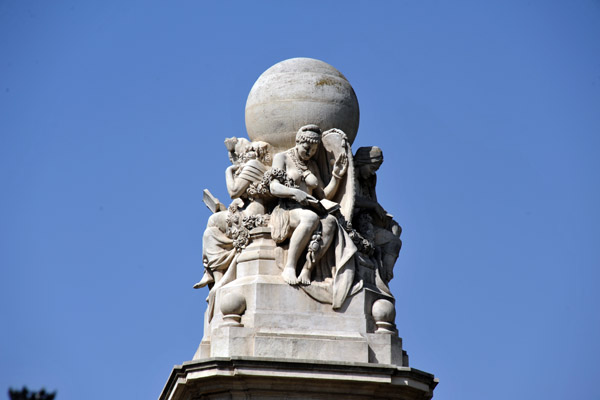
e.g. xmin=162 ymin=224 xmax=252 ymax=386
xmin=159 ymin=357 xmax=437 ymax=400
xmin=161 ymin=229 xmax=436 ymax=399
xmin=194 ymin=228 xmax=407 ymax=366
xmin=162 ymin=57 xmax=437 ymax=400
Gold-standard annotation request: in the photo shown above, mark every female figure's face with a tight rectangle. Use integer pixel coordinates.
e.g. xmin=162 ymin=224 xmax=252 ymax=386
xmin=296 ymin=141 xmax=319 ymax=161
xmin=359 ymin=162 xmax=381 ymax=179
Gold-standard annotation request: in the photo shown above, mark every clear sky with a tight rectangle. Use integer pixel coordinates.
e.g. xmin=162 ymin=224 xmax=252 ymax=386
xmin=1 ymin=1 xmax=599 ymax=399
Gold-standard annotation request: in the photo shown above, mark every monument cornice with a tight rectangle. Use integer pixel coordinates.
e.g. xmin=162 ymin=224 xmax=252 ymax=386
xmin=160 ymin=356 xmax=438 ymax=400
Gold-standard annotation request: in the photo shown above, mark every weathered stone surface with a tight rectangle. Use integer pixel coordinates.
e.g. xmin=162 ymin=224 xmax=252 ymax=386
xmin=159 ymin=357 xmax=438 ymax=400
xmin=245 ymin=58 xmax=360 ymax=153
xmin=196 ymin=276 xmax=399 ymax=364
xmin=194 ymin=229 xmax=403 ymax=365
xmin=166 ymin=58 xmax=436 ymax=400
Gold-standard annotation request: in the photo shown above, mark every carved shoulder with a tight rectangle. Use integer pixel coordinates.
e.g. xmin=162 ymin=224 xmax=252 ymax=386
xmin=271 ymin=152 xmax=287 ymax=170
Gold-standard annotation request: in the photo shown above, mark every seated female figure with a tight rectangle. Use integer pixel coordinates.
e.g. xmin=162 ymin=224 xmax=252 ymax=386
xmin=194 ymin=139 xmax=271 ymax=289
xmin=269 ymin=125 xmax=348 ymax=285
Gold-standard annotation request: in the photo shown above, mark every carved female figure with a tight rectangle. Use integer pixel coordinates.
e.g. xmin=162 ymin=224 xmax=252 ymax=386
xmin=269 ymin=125 xmax=350 ymax=285
xmin=353 ymin=146 xmax=402 ymax=284
xmin=194 ymin=138 xmax=272 ymax=289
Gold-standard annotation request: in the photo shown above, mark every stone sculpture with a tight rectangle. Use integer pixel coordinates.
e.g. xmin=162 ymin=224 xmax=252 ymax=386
xmin=193 ymin=138 xmax=273 ymax=290
xmin=195 ymin=56 xmax=404 ymax=337
xmin=353 ymin=146 xmax=403 ymax=294
xmin=161 ymin=58 xmax=436 ymax=400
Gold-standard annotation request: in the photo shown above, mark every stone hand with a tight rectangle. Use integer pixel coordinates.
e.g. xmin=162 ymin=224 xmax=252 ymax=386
xmin=332 ymin=152 xmax=348 ymax=178
xmin=292 ymin=189 xmax=316 ymax=205
xmin=230 ymin=198 xmax=244 ymax=210
xmin=226 ymin=164 xmax=240 ymax=176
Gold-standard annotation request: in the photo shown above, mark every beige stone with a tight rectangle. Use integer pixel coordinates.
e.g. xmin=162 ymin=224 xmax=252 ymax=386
xmin=159 ymin=358 xmax=437 ymax=400
xmin=245 ymin=58 xmax=360 ymax=153
xmin=174 ymin=59 xmax=437 ymax=400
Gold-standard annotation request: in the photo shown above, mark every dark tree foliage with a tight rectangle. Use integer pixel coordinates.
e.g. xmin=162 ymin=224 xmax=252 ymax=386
xmin=8 ymin=387 xmax=56 ymax=400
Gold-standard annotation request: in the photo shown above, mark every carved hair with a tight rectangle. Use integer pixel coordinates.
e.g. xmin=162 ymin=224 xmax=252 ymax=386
xmin=296 ymin=124 xmax=322 ymax=144
xmin=225 ymin=137 xmax=272 ymax=167
xmin=250 ymin=141 xmax=272 ymax=165
xmin=354 ymin=146 xmax=383 ymax=166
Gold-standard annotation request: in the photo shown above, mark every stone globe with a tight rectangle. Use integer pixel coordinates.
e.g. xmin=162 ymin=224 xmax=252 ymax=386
xmin=245 ymin=58 xmax=360 ymax=153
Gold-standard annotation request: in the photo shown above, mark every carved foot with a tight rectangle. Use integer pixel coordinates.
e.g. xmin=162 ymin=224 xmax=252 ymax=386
xmin=282 ymin=266 xmax=299 ymax=285
xmin=193 ymin=272 xmax=214 ymax=289
xmin=297 ymin=268 xmax=311 ymax=285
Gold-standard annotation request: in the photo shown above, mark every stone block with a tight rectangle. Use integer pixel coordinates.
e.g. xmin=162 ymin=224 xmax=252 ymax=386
xmin=160 ymin=357 xmax=438 ymax=400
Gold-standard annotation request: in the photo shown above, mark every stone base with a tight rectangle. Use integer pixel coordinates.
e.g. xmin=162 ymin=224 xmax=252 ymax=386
xmin=160 ymin=357 xmax=438 ymax=400
xmin=196 ymin=228 xmax=407 ymax=367
xmin=176 ymin=229 xmax=437 ymax=399
xmin=196 ymin=274 xmax=407 ymax=366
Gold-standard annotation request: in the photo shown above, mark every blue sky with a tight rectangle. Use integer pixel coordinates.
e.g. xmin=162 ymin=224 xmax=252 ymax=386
xmin=1 ymin=1 xmax=599 ymax=399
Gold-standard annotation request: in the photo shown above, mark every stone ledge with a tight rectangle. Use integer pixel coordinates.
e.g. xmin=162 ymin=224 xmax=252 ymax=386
xmin=160 ymin=357 xmax=437 ymax=400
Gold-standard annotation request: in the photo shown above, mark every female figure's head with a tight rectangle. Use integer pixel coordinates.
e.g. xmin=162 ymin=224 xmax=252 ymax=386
xmin=355 ymin=146 xmax=383 ymax=179
xmin=251 ymin=141 xmax=272 ymax=166
xmin=295 ymin=124 xmax=322 ymax=161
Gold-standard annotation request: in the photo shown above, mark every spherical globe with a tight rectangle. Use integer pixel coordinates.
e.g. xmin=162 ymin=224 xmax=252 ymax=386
xmin=372 ymin=299 xmax=396 ymax=323
xmin=245 ymin=58 xmax=360 ymax=153
xmin=220 ymin=292 xmax=246 ymax=316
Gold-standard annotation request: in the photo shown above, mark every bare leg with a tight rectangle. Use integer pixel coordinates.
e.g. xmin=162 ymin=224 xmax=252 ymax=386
xmin=314 ymin=215 xmax=336 ymax=260
xmin=297 ymin=215 xmax=335 ymax=284
xmin=298 ymin=246 xmax=317 ymax=285
xmin=282 ymin=209 xmax=319 ymax=285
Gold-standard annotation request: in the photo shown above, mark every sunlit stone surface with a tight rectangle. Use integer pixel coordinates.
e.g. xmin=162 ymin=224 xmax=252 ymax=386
xmin=245 ymin=57 xmax=360 ymax=153
xmin=161 ymin=58 xmax=437 ymax=400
